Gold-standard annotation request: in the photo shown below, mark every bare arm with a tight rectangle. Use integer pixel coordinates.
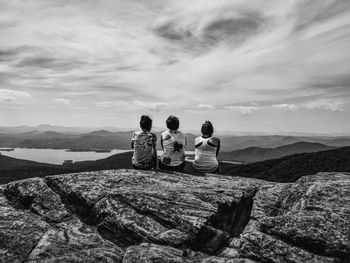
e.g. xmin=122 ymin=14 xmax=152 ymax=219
xmin=216 ymin=139 xmax=221 ymax=157
xmin=131 ymin=132 xmax=136 ymax=149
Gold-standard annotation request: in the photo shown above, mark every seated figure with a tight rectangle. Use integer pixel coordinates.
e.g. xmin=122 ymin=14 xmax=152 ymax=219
xmin=159 ymin=115 xmax=187 ymax=172
xmin=193 ymin=121 xmax=220 ymax=173
xmin=131 ymin=115 xmax=157 ymax=170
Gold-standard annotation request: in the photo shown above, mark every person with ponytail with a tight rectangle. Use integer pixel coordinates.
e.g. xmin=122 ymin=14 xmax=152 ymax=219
xmin=193 ymin=121 xmax=220 ymax=173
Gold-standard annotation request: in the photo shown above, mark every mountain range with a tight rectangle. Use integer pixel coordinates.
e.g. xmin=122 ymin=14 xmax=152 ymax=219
xmin=218 ymin=141 xmax=335 ymax=163
xmin=1 ymin=129 xmax=350 ymax=151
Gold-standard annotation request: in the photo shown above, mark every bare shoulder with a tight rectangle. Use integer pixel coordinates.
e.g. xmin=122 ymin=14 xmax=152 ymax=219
xmin=194 ymin=136 xmax=201 ymax=144
xmin=209 ymin=136 xmax=220 ymax=146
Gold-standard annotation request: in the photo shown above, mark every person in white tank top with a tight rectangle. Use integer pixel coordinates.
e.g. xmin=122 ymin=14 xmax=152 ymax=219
xmin=193 ymin=121 xmax=220 ymax=173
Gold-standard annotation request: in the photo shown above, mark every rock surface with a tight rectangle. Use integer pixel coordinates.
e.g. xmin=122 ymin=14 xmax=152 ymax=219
xmin=0 ymin=169 xmax=349 ymax=262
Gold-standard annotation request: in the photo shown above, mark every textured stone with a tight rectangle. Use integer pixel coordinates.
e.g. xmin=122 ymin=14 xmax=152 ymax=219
xmin=218 ymin=247 xmax=240 ymax=258
xmin=5 ymin=177 xmax=70 ymax=222
xmin=240 ymin=172 xmax=350 ymax=263
xmin=1 ymin=177 xmax=125 ymax=262
xmin=240 ymin=230 xmax=334 ymax=263
xmin=46 ymin=170 xmax=262 ymax=253
xmin=265 ymin=172 xmax=350 ymax=260
xmin=122 ymin=243 xmax=183 ymax=263
xmin=1 ymin=170 xmax=349 ymax=263
xmin=26 ymin=217 xmax=124 ymax=263
xmin=200 ymin=256 xmax=258 ymax=263
xmin=0 ymin=188 xmax=50 ymax=263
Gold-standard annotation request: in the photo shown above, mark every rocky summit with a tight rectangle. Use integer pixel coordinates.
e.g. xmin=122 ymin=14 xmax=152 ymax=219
xmin=0 ymin=170 xmax=349 ymax=263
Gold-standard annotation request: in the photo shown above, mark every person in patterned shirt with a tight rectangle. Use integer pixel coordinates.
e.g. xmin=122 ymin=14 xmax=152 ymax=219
xmin=131 ymin=115 xmax=157 ymax=170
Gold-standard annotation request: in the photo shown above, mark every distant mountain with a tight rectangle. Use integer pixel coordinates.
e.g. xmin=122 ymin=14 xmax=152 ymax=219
xmin=1 ymin=129 xmax=350 ymax=152
xmin=219 ymin=141 xmax=334 ymax=163
xmin=0 ymin=125 xmax=133 ymax=134
xmin=220 ymin=147 xmax=350 ymax=183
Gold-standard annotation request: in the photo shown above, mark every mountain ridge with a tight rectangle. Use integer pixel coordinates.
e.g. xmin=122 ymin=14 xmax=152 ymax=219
xmin=219 ymin=141 xmax=334 ymax=163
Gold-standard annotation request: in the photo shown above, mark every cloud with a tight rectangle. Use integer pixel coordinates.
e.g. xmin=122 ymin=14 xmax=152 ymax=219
xmin=133 ymin=100 xmax=168 ymax=112
xmin=0 ymin=89 xmax=31 ymax=102
xmin=197 ymin=104 xmax=214 ymax=110
xmin=95 ymin=101 xmax=114 ymax=108
xmin=0 ymin=0 xmax=349 ymax=132
xmin=304 ymin=98 xmax=344 ymax=112
xmin=272 ymin=104 xmax=298 ymax=111
xmin=55 ymin=98 xmax=70 ymax=105
xmin=223 ymin=105 xmax=259 ymax=115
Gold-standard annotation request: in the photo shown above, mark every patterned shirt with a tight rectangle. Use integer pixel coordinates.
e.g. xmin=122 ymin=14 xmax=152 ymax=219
xmin=131 ymin=131 xmax=157 ymax=167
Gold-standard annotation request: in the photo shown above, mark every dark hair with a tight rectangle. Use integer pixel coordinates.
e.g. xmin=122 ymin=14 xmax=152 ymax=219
xmin=166 ymin=115 xmax=179 ymax=131
xmin=201 ymin=121 xmax=214 ymax=136
xmin=140 ymin=115 xmax=152 ymax=131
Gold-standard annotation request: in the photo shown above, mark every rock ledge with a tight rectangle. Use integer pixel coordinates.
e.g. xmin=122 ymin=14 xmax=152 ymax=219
xmin=0 ymin=170 xmax=349 ymax=262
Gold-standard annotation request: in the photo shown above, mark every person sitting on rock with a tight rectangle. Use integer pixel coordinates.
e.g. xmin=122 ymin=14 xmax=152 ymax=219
xmin=193 ymin=121 xmax=220 ymax=173
xmin=131 ymin=115 xmax=157 ymax=170
xmin=159 ymin=115 xmax=187 ymax=172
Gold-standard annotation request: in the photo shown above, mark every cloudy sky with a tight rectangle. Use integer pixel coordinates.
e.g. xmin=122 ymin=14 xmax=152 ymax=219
xmin=1 ymin=0 xmax=350 ymax=133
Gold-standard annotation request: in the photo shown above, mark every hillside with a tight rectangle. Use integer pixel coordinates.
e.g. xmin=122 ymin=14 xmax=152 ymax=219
xmin=218 ymin=141 xmax=334 ymax=163
xmin=220 ymin=146 xmax=350 ymax=182
xmin=0 ymin=152 xmax=133 ymax=184
xmin=2 ymin=147 xmax=350 ymax=184
xmin=0 ymin=154 xmax=58 ymax=170
xmin=0 ymin=170 xmax=349 ymax=262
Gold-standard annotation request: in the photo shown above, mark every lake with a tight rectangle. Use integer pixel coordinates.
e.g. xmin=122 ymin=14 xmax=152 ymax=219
xmin=0 ymin=148 xmax=195 ymax=165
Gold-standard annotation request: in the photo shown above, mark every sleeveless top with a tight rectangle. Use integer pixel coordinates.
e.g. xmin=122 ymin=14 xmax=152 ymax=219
xmin=131 ymin=131 xmax=157 ymax=167
xmin=161 ymin=130 xmax=186 ymax=166
xmin=193 ymin=136 xmax=218 ymax=172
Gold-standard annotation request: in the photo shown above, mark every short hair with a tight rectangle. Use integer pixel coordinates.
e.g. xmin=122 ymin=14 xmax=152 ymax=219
xmin=140 ymin=115 xmax=152 ymax=131
xmin=166 ymin=115 xmax=179 ymax=130
xmin=201 ymin=121 xmax=214 ymax=136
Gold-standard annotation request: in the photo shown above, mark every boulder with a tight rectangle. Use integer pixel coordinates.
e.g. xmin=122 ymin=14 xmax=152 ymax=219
xmin=45 ymin=170 xmax=262 ymax=253
xmin=239 ymin=172 xmax=350 ymax=263
xmin=0 ymin=186 xmax=50 ymax=262
xmin=5 ymin=177 xmax=70 ymax=222
xmin=0 ymin=170 xmax=349 ymax=262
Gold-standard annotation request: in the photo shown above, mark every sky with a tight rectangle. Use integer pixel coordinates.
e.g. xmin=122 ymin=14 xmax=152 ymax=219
xmin=0 ymin=0 xmax=350 ymax=134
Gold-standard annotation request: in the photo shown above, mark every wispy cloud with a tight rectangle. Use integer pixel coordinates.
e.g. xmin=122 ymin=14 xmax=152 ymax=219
xmin=95 ymin=101 xmax=114 ymax=108
xmin=223 ymin=105 xmax=259 ymax=115
xmin=0 ymin=89 xmax=31 ymax=102
xmin=304 ymin=98 xmax=344 ymax=112
xmin=0 ymin=0 xmax=349 ymax=132
xmin=197 ymin=104 xmax=215 ymax=110
xmin=55 ymin=98 xmax=70 ymax=105
xmin=133 ymin=100 xmax=169 ymax=112
xmin=273 ymin=104 xmax=298 ymax=111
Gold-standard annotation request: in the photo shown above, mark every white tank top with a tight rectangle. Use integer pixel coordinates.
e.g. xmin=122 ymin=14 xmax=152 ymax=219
xmin=193 ymin=136 xmax=218 ymax=172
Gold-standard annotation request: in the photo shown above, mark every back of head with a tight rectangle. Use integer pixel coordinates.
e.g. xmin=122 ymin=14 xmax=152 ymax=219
xmin=201 ymin=121 xmax=214 ymax=137
xmin=140 ymin=115 xmax=152 ymax=131
xmin=166 ymin=115 xmax=179 ymax=131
